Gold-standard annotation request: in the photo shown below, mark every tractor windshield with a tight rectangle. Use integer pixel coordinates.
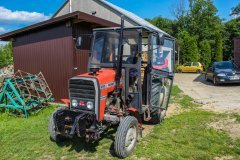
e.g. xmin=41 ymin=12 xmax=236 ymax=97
xmin=91 ymin=30 xmax=139 ymax=65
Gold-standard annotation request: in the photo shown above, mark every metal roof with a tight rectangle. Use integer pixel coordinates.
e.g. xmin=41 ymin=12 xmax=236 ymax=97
xmin=98 ymin=0 xmax=173 ymax=38
xmin=53 ymin=0 xmax=173 ymax=38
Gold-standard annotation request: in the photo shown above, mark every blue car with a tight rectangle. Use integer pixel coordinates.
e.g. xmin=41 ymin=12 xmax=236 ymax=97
xmin=205 ymin=61 xmax=240 ymax=85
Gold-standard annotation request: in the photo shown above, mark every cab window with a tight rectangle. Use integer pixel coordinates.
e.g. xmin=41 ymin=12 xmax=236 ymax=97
xmin=152 ymin=38 xmax=174 ymax=72
xmin=91 ymin=30 xmax=139 ymax=65
xmin=122 ymin=31 xmax=139 ymax=64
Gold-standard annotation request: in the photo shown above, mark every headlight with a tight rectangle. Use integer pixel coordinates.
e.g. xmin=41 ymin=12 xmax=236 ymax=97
xmin=72 ymin=99 xmax=78 ymax=107
xmin=86 ymin=101 xmax=94 ymax=110
xmin=217 ymin=73 xmax=226 ymax=77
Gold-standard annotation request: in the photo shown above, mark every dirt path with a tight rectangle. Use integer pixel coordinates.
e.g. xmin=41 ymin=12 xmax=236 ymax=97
xmin=174 ymin=73 xmax=240 ymax=113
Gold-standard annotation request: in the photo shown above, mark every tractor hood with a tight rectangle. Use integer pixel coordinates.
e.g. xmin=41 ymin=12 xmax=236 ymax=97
xmin=78 ymin=68 xmax=117 ymax=90
xmin=75 ymin=68 xmax=118 ymax=121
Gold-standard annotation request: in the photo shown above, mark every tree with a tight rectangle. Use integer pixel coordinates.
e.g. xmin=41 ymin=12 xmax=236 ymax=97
xmin=223 ymin=18 xmax=240 ymax=60
xmin=178 ymin=31 xmax=199 ymax=63
xmin=0 ymin=42 xmax=13 ymax=68
xmin=213 ymin=32 xmax=223 ymax=62
xmin=187 ymin=0 xmax=223 ymax=43
xmin=147 ymin=0 xmax=224 ymax=65
xmin=199 ymin=40 xmax=211 ymax=67
xmin=146 ymin=16 xmax=176 ymax=36
xmin=231 ymin=4 xmax=240 ymax=16
xmin=171 ymin=0 xmax=189 ymax=34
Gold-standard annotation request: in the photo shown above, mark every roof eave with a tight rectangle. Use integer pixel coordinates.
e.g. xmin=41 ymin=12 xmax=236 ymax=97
xmin=0 ymin=11 xmax=119 ymax=41
xmin=0 ymin=11 xmax=79 ymax=41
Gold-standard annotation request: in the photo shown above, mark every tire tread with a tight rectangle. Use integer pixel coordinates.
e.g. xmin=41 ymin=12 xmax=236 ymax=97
xmin=114 ymin=116 xmax=138 ymax=158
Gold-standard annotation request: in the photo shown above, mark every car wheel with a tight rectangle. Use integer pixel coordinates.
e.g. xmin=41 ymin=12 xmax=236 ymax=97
xmin=114 ymin=116 xmax=138 ymax=158
xmin=196 ymin=70 xmax=202 ymax=74
xmin=213 ymin=76 xmax=218 ymax=86
xmin=205 ymin=74 xmax=210 ymax=82
xmin=177 ymin=69 xmax=183 ymax=73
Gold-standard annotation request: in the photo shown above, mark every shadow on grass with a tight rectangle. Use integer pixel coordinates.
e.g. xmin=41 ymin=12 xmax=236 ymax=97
xmin=52 ymin=128 xmax=117 ymax=155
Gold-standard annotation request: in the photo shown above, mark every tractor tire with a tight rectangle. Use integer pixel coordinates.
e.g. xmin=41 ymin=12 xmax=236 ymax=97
xmin=150 ymin=108 xmax=167 ymax=124
xmin=150 ymin=86 xmax=167 ymax=124
xmin=114 ymin=116 xmax=138 ymax=158
xmin=48 ymin=107 xmax=66 ymax=143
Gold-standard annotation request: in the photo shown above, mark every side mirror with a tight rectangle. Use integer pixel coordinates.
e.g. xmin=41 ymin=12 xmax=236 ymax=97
xmin=75 ymin=36 xmax=82 ymax=49
xmin=157 ymin=34 xmax=165 ymax=46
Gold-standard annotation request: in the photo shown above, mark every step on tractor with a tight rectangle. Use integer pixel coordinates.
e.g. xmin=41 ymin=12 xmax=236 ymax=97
xmin=49 ymin=17 xmax=175 ymax=158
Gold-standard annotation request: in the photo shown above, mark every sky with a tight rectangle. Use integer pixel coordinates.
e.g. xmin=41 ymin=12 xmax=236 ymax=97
xmin=0 ymin=0 xmax=239 ymax=37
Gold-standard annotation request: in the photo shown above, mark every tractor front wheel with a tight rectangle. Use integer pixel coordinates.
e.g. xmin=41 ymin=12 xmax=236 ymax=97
xmin=114 ymin=116 xmax=138 ymax=158
xmin=48 ymin=107 xmax=66 ymax=142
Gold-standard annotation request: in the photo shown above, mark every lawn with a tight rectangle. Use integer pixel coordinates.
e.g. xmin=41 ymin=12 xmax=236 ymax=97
xmin=0 ymin=86 xmax=240 ymax=160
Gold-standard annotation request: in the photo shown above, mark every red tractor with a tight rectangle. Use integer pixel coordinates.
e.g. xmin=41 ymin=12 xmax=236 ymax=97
xmin=49 ymin=18 xmax=175 ymax=158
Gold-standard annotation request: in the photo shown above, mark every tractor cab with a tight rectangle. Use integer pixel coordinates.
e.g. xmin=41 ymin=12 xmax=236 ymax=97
xmin=49 ymin=20 xmax=175 ymax=158
xmin=88 ymin=26 xmax=175 ymax=120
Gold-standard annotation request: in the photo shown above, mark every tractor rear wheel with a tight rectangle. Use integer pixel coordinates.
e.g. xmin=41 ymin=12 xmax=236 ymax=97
xmin=48 ymin=107 xmax=66 ymax=142
xmin=150 ymin=86 xmax=167 ymax=124
xmin=114 ymin=116 xmax=138 ymax=158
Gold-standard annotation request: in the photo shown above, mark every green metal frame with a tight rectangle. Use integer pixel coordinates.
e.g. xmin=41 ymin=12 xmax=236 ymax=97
xmin=0 ymin=71 xmax=53 ymax=118
xmin=0 ymin=79 xmax=29 ymax=117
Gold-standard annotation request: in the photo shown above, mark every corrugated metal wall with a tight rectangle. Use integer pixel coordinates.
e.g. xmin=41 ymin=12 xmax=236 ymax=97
xmin=12 ymin=21 xmax=114 ymax=102
xmin=14 ymin=36 xmax=74 ymax=101
xmin=72 ymin=22 xmax=93 ymax=75
xmin=14 ymin=24 xmax=72 ymax=47
xmin=13 ymin=23 xmax=75 ymax=101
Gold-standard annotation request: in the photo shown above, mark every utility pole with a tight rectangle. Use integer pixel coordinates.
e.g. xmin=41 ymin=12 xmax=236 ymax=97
xmin=178 ymin=46 xmax=180 ymax=65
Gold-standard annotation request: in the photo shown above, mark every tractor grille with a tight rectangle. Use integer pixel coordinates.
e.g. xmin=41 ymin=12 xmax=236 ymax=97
xmin=69 ymin=79 xmax=95 ymax=100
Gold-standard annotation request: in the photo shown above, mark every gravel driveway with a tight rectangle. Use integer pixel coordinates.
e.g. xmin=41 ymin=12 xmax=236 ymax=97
xmin=174 ymin=73 xmax=240 ymax=113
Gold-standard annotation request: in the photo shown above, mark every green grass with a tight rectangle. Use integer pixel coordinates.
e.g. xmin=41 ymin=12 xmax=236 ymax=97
xmin=232 ymin=114 xmax=240 ymax=123
xmin=170 ymin=85 xmax=199 ymax=108
xmin=0 ymin=86 xmax=240 ymax=159
xmin=134 ymin=110 xmax=240 ymax=160
xmin=0 ymin=107 xmax=118 ymax=160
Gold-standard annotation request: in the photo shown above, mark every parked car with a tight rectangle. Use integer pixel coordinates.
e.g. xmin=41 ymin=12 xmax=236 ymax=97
xmin=205 ymin=61 xmax=240 ymax=85
xmin=176 ymin=62 xmax=204 ymax=73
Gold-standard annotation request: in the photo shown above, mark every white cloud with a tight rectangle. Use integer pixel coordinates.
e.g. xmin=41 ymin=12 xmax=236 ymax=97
xmin=0 ymin=41 xmax=8 ymax=46
xmin=0 ymin=27 xmax=6 ymax=33
xmin=0 ymin=6 xmax=50 ymax=23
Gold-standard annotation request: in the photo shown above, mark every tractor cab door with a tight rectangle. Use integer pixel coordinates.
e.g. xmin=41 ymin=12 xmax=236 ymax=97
xmin=121 ymin=30 xmax=142 ymax=113
xmin=148 ymin=34 xmax=175 ymax=116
